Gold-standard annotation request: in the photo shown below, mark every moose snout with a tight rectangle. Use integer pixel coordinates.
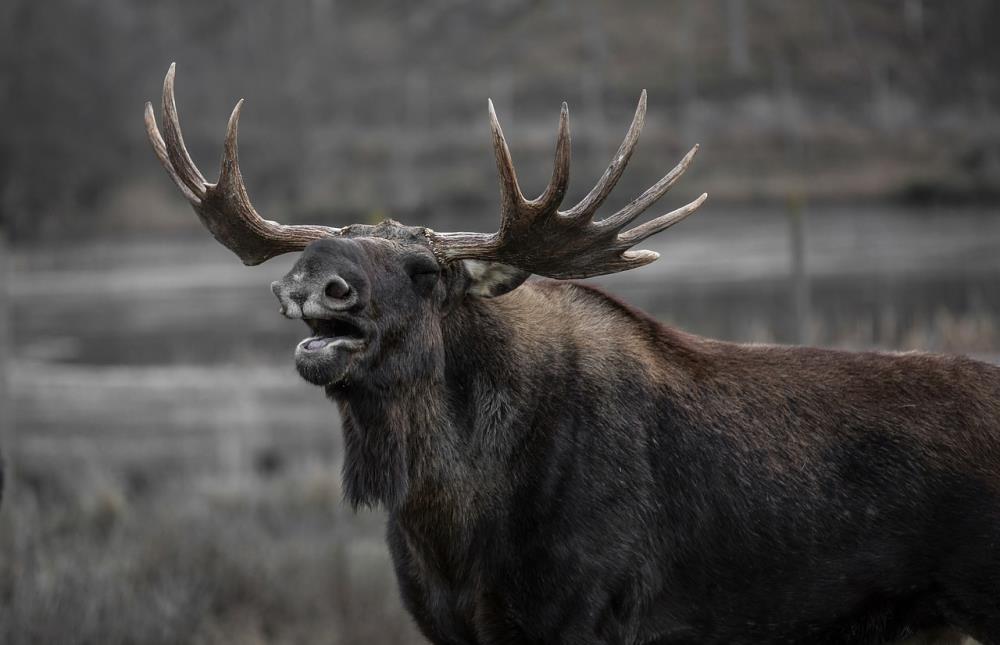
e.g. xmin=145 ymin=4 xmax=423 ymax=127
xmin=272 ymin=271 xmax=360 ymax=319
xmin=272 ymin=239 xmax=371 ymax=319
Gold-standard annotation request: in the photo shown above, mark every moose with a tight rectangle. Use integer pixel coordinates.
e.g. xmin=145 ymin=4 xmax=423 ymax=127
xmin=146 ymin=65 xmax=999 ymax=644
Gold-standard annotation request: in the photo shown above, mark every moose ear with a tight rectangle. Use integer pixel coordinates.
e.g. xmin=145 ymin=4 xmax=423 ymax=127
xmin=462 ymin=260 xmax=530 ymax=298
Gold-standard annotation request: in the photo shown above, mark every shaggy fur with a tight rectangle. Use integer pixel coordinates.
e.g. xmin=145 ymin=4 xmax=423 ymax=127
xmin=271 ymin=223 xmax=1000 ymax=645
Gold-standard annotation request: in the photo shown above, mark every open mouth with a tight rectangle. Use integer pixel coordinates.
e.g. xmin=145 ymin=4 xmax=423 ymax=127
xmin=298 ymin=316 xmax=368 ymax=352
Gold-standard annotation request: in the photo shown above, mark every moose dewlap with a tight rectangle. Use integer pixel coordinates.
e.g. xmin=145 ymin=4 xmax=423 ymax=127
xmin=146 ymin=64 xmax=1000 ymax=645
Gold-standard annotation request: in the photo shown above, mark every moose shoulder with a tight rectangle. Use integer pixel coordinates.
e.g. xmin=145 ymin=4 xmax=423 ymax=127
xmin=146 ymin=65 xmax=1000 ymax=644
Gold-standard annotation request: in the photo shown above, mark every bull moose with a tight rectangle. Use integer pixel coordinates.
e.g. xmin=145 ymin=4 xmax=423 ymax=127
xmin=145 ymin=64 xmax=999 ymax=644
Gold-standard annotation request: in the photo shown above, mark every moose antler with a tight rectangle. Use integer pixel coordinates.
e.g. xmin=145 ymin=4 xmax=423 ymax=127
xmin=144 ymin=63 xmax=341 ymax=265
xmin=145 ymin=65 xmax=706 ymax=277
xmin=425 ymin=91 xmax=707 ymax=279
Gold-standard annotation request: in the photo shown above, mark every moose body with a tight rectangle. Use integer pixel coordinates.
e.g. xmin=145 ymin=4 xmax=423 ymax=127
xmin=146 ymin=65 xmax=1000 ymax=643
xmin=337 ymin=269 xmax=1000 ymax=644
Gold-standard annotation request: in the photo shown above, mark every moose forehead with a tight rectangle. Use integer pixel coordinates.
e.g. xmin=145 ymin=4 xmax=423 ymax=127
xmin=337 ymin=219 xmax=431 ymax=246
xmin=284 ymin=219 xmax=435 ymax=279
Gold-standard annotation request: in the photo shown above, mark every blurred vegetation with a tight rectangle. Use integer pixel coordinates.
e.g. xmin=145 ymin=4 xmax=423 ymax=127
xmin=0 ymin=463 xmax=420 ymax=644
xmin=2 ymin=0 xmax=1000 ymax=242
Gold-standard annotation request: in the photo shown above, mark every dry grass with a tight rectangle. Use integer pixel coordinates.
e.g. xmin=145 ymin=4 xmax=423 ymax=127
xmin=0 ymin=463 xmax=421 ymax=645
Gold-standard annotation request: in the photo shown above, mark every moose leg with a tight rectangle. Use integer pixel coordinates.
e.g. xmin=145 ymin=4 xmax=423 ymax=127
xmin=949 ymin=575 xmax=1000 ymax=645
xmin=387 ymin=521 xmax=480 ymax=645
xmin=935 ymin=524 xmax=1000 ymax=645
xmin=893 ymin=628 xmax=977 ymax=644
xmin=952 ymin=606 xmax=1000 ymax=645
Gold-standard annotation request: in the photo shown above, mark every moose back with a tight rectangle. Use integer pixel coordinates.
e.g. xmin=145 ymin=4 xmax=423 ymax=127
xmin=146 ymin=65 xmax=1000 ymax=644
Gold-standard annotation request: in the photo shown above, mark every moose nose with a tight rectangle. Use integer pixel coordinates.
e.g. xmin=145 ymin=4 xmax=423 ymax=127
xmin=273 ymin=238 xmax=369 ymax=319
xmin=324 ymin=276 xmax=351 ymax=300
xmin=272 ymin=272 xmax=359 ymax=319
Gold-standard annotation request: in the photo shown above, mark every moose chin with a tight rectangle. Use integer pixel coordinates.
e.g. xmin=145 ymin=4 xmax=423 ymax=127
xmin=146 ymin=63 xmax=1000 ymax=645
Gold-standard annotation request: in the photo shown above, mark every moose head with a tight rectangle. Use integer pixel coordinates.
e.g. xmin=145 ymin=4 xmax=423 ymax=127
xmin=145 ymin=64 xmax=705 ymax=392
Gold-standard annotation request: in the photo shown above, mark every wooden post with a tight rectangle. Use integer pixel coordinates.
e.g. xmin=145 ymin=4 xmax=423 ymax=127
xmin=788 ymin=197 xmax=810 ymax=345
xmin=0 ymin=228 xmax=11 ymax=508
xmin=726 ymin=0 xmax=751 ymax=75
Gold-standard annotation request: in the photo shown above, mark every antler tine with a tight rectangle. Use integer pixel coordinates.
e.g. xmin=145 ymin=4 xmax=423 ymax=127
xmin=197 ymin=98 xmax=273 ymax=248
xmin=618 ymin=192 xmax=708 ymax=246
xmin=529 ymin=102 xmax=571 ymax=214
xmin=161 ymin=63 xmax=208 ymax=198
xmin=144 ymin=101 xmax=200 ymax=205
xmin=217 ymin=99 xmax=252 ymax=210
xmin=598 ymin=143 xmax=699 ymax=231
xmin=562 ymin=90 xmax=646 ymax=221
xmin=488 ymin=99 xmax=525 ymax=217
xmin=145 ymin=64 xmax=340 ymax=265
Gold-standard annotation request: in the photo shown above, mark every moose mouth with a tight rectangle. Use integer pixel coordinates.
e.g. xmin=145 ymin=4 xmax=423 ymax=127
xmin=298 ymin=316 xmax=368 ymax=353
xmin=294 ymin=315 xmax=370 ymax=386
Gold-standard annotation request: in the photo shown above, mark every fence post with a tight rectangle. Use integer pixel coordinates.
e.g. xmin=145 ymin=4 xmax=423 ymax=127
xmin=0 ymin=228 xmax=12 ymax=510
xmin=788 ymin=197 xmax=810 ymax=345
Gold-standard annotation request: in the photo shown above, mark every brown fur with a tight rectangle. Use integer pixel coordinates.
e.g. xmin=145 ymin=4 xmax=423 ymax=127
xmin=271 ymin=234 xmax=1000 ymax=644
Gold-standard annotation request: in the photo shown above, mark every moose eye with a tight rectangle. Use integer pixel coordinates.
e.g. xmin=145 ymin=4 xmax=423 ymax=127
xmin=405 ymin=255 xmax=441 ymax=294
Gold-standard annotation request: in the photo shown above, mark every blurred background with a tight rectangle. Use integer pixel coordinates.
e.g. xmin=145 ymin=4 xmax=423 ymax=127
xmin=2 ymin=1 xmax=999 ymax=643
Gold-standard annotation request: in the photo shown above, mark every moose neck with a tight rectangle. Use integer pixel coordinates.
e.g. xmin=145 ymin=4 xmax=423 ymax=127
xmin=329 ymin=280 xmax=691 ymax=522
xmin=331 ymin=378 xmax=450 ymax=512
xmin=329 ymin=296 xmax=523 ymax=518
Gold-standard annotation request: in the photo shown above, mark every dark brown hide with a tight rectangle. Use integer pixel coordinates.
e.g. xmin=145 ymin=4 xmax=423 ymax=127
xmin=273 ymin=232 xmax=1000 ymax=645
